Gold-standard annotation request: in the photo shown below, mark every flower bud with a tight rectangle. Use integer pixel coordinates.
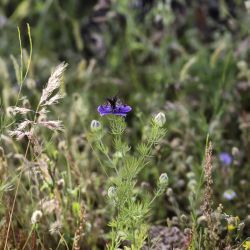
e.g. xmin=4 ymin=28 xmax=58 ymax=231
xmin=180 ymin=214 xmax=188 ymax=223
xmin=31 ymin=210 xmax=43 ymax=224
xmin=90 ymin=120 xmax=101 ymax=132
xmin=113 ymin=151 xmax=123 ymax=158
xmin=197 ymin=215 xmax=207 ymax=226
xmin=154 ymin=112 xmax=166 ymax=127
xmin=166 ymin=188 xmax=173 ymax=197
xmin=187 ymin=172 xmax=195 ymax=179
xmin=107 ymin=186 xmax=117 ymax=199
xmin=232 ymin=147 xmax=239 ymax=157
xmin=245 ymin=1 xmax=250 ymax=13
xmin=159 ymin=173 xmax=169 ymax=186
xmin=188 ymin=179 xmax=197 ymax=192
xmin=184 ymin=228 xmax=192 ymax=235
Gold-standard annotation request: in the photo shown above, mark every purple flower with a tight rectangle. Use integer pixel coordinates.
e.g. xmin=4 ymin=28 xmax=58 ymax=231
xmin=223 ymin=189 xmax=237 ymax=200
xmin=97 ymin=96 xmax=132 ymax=117
xmin=219 ymin=152 xmax=232 ymax=165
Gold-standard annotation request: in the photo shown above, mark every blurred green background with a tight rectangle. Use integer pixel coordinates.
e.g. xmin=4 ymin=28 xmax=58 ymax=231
xmin=0 ymin=0 xmax=249 ymax=249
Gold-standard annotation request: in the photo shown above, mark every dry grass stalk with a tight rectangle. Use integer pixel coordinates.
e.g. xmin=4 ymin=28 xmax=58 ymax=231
xmin=201 ymin=141 xmax=213 ymax=225
xmin=31 ymin=231 xmax=37 ymax=250
xmin=41 ymin=93 xmax=65 ymax=106
xmin=201 ymin=141 xmax=219 ymax=248
xmin=72 ymin=203 xmax=86 ymax=250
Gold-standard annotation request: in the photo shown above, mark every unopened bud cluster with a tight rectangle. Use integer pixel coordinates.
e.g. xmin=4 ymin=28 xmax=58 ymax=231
xmin=107 ymin=186 xmax=117 ymax=199
xmin=90 ymin=120 xmax=101 ymax=132
xmin=154 ymin=112 xmax=166 ymax=127
xmin=159 ymin=173 xmax=169 ymax=187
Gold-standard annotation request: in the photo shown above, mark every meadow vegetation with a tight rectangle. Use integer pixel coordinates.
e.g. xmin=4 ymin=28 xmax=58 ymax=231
xmin=0 ymin=0 xmax=249 ymax=249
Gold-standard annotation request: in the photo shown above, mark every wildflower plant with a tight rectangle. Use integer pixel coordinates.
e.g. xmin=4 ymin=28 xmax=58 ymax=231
xmin=89 ymin=105 xmax=167 ymax=249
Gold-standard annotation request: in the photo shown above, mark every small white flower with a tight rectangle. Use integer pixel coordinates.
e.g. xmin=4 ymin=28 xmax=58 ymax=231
xmin=90 ymin=120 xmax=101 ymax=131
xmin=223 ymin=189 xmax=237 ymax=200
xmin=154 ymin=112 xmax=166 ymax=127
xmin=31 ymin=210 xmax=43 ymax=224
xmin=159 ymin=173 xmax=169 ymax=185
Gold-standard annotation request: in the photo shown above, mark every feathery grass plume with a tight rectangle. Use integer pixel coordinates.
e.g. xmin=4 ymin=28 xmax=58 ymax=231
xmin=202 ymin=141 xmax=213 ymax=225
xmin=8 ymin=130 xmax=32 ymax=141
xmin=8 ymin=107 xmax=32 ymax=115
xmin=41 ymin=93 xmax=65 ymax=106
xmin=39 ymin=62 xmax=68 ymax=105
xmin=201 ymin=141 xmax=219 ymax=248
xmin=37 ymin=120 xmax=64 ymax=131
xmin=16 ymin=120 xmax=33 ymax=131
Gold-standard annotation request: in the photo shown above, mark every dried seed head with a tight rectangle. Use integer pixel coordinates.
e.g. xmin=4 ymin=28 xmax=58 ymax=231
xmin=39 ymin=62 xmax=68 ymax=105
xmin=31 ymin=210 xmax=43 ymax=224
xmin=180 ymin=214 xmax=188 ymax=223
xmin=8 ymin=107 xmax=32 ymax=115
xmin=41 ymin=93 xmax=65 ymax=106
xmin=184 ymin=228 xmax=192 ymax=235
xmin=8 ymin=130 xmax=32 ymax=141
xmin=49 ymin=220 xmax=62 ymax=235
xmin=16 ymin=120 xmax=33 ymax=131
xmin=38 ymin=120 xmax=64 ymax=131
xmin=39 ymin=198 xmax=59 ymax=214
